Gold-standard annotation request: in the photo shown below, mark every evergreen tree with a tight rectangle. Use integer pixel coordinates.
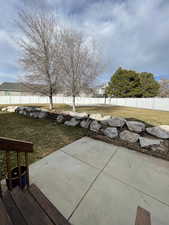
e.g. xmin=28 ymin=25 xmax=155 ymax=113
xmin=139 ymin=72 xmax=160 ymax=97
xmin=106 ymin=67 xmax=142 ymax=97
xmin=106 ymin=68 xmax=159 ymax=97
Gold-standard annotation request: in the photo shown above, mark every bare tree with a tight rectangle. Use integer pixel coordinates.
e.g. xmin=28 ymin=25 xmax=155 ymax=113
xmin=17 ymin=10 xmax=61 ymax=109
xmin=58 ymin=28 xmax=103 ymax=111
xmin=159 ymin=79 xmax=169 ymax=97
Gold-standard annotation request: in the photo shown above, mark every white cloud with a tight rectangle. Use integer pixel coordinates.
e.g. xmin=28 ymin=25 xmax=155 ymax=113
xmin=0 ymin=0 xmax=169 ymax=82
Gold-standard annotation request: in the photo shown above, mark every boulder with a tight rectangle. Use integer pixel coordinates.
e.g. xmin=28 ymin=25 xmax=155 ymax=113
xmin=80 ymin=119 xmax=91 ymax=129
xmin=41 ymin=108 xmax=48 ymax=111
xmin=64 ymin=118 xmax=79 ymax=127
xmin=61 ymin=111 xmax=88 ymax=119
xmin=38 ymin=111 xmax=48 ymax=119
xmin=90 ymin=120 xmax=102 ymax=132
xmin=120 ymin=130 xmax=140 ymax=143
xmin=126 ymin=121 xmax=145 ymax=133
xmin=146 ymin=125 xmax=169 ymax=139
xmin=103 ymin=127 xmax=118 ymax=138
xmin=104 ymin=117 xmax=126 ymax=127
xmin=57 ymin=115 xmax=65 ymax=123
xmin=1 ymin=107 xmax=7 ymax=112
xmin=19 ymin=110 xmax=24 ymax=115
xmin=29 ymin=112 xmax=34 ymax=117
xmin=25 ymin=107 xmax=33 ymax=112
xmin=1 ymin=106 xmax=18 ymax=112
xmin=139 ymin=137 xmax=162 ymax=148
xmin=89 ymin=113 xmax=103 ymax=121
xmin=23 ymin=111 xmax=27 ymax=116
xmin=68 ymin=111 xmax=88 ymax=119
xmin=31 ymin=111 xmax=39 ymax=118
xmin=100 ymin=115 xmax=112 ymax=125
xmin=16 ymin=106 xmax=25 ymax=112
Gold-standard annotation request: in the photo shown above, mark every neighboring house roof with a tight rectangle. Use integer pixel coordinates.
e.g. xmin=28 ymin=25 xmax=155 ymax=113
xmin=0 ymin=82 xmax=46 ymax=93
xmin=0 ymin=82 xmax=31 ymax=92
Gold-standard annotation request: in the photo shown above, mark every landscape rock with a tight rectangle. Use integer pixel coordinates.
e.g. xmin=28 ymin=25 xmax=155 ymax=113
xmin=90 ymin=120 xmax=102 ymax=132
xmin=57 ymin=115 xmax=65 ymax=123
xmin=120 ymin=130 xmax=140 ymax=143
xmin=29 ymin=112 xmax=34 ymax=117
xmin=25 ymin=107 xmax=33 ymax=112
xmin=64 ymin=118 xmax=79 ymax=127
xmin=62 ymin=111 xmax=88 ymax=119
xmin=16 ymin=106 xmax=25 ymax=112
xmin=139 ymin=137 xmax=162 ymax=148
xmin=31 ymin=112 xmax=39 ymax=118
xmin=146 ymin=125 xmax=169 ymax=139
xmin=1 ymin=106 xmax=18 ymax=112
xmin=1 ymin=107 xmax=7 ymax=112
xmin=14 ymin=106 xmax=169 ymax=161
xmin=38 ymin=111 xmax=48 ymax=119
xmin=69 ymin=111 xmax=88 ymax=119
xmin=89 ymin=113 xmax=103 ymax=121
xmin=23 ymin=111 xmax=27 ymax=116
xmin=40 ymin=108 xmax=49 ymax=113
xmin=103 ymin=127 xmax=118 ymax=138
xmin=80 ymin=119 xmax=91 ymax=129
xmin=105 ymin=117 xmax=126 ymax=127
xmin=9 ymin=106 xmax=19 ymax=112
xmin=100 ymin=115 xmax=112 ymax=125
xmin=18 ymin=110 xmax=24 ymax=115
xmin=126 ymin=121 xmax=145 ymax=133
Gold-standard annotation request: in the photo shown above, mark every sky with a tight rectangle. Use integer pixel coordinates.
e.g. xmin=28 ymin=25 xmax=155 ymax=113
xmin=0 ymin=0 xmax=169 ymax=84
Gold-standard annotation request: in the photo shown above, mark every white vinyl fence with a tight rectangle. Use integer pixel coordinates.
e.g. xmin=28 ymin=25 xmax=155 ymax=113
xmin=0 ymin=96 xmax=105 ymax=106
xmin=0 ymin=96 xmax=169 ymax=111
xmin=108 ymin=98 xmax=169 ymax=111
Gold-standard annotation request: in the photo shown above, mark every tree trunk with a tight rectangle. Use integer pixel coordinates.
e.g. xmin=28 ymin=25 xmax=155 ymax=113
xmin=104 ymin=96 xmax=107 ymax=104
xmin=109 ymin=96 xmax=112 ymax=104
xmin=72 ymin=95 xmax=76 ymax=112
xmin=49 ymin=95 xmax=53 ymax=110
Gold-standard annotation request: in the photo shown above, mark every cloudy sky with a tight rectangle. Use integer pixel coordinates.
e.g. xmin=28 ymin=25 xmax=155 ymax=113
xmin=0 ymin=0 xmax=169 ymax=83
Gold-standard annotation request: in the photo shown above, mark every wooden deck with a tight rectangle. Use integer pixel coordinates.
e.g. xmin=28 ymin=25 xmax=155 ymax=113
xmin=0 ymin=184 xmax=71 ymax=225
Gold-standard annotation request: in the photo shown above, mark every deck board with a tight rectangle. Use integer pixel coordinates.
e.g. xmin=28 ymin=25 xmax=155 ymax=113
xmin=3 ymin=191 xmax=27 ymax=225
xmin=29 ymin=184 xmax=71 ymax=225
xmin=0 ymin=198 xmax=14 ymax=225
xmin=11 ymin=187 xmax=54 ymax=225
xmin=135 ymin=206 xmax=151 ymax=225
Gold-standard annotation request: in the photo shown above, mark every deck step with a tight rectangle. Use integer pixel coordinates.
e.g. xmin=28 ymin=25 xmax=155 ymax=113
xmin=0 ymin=197 xmax=14 ymax=225
xmin=1 ymin=184 xmax=71 ymax=225
xmin=29 ymin=184 xmax=71 ymax=225
xmin=3 ymin=190 xmax=27 ymax=225
xmin=11 ymin=187 xmax=54 ymax=225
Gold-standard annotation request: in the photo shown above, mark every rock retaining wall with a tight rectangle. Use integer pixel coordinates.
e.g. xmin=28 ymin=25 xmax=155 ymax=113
xmin=15 ymin=106 xmax=169 ymax=161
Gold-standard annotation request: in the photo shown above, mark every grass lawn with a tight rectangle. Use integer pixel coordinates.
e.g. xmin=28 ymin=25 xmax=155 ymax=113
xmin=76 ymin=105 xmax=169 ymax=126
xmin=0 ymin=112 xmax=87 ymax=173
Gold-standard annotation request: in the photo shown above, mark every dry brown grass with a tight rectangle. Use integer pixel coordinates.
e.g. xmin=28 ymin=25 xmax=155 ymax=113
xmin=76 ymin=105 xmax=169 ymax=125
xmin=0 ymin=112 xmax=87 ymax=166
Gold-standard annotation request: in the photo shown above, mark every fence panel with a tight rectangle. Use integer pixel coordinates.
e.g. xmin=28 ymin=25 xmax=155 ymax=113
xmin=0 ymin=96 xmax=169 ymax=111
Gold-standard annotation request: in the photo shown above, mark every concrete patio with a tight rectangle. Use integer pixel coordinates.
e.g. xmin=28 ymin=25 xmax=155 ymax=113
xmin=30 ymin=137 xmax=169 ymax=225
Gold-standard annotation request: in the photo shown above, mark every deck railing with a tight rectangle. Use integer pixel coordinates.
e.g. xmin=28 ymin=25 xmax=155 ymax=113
xmin=0 ymin=137 xmax=33 ymax=197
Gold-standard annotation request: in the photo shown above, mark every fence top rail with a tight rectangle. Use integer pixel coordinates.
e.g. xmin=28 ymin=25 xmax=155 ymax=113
xmin=0 ymin=137 xmax=33 ymax=153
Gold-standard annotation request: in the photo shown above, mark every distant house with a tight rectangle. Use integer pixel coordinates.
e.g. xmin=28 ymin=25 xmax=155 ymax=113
xmin=94 ymin=83 xmax=108 ymax=97
xmin=0 ymin=82 xmax=35 ymax=96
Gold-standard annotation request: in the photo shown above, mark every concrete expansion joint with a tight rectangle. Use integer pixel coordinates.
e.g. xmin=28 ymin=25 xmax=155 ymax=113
xmin=67 ymin=148 xmax=118 ymax=221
